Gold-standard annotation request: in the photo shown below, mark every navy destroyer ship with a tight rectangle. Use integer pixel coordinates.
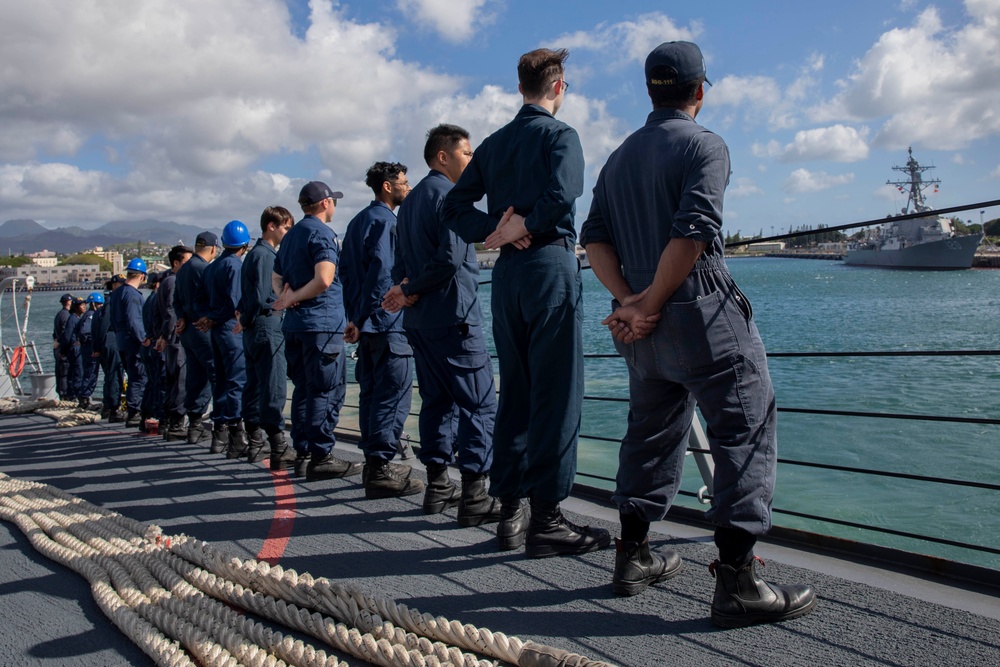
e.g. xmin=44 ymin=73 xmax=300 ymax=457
xmin=845 ymin=147 xmax=983 ymax=269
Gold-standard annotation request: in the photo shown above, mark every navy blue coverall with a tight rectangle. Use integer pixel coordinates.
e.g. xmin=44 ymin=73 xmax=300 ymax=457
xmin=109 ymin=283 xmax=147 ymax=413
xmin=341 ymin=201 xmax=413 ymax=462
xmin=52 ymin=307 xmax=71 ymax=399
xmin=140 ymin=287 xmax=165 ymax=420
xmin=174 ymin=255 xmax=216 ymax=419
xmin=157 ymin=271 xmax=186 ymax=421
xmin=76 ymin=309 xmax=99 ymax=400
xmin=441 ymin=104 xmax=585 ymax=504
xmin=579 ymin=107 xmax=777 ymax=538
xmin=237 ymin=238 xmax=286 ymax=435
xmin=274 ymin=215 xmax=347 ymax=458
xmin=203 ymin=249 xmax=246 ymax=425
xmin=92 ymin=302 xmax=122 ymax=411
xmin=59 ymin=310 xmax=82 ymax=400
xmin=394 ymin=169 xmax=496 ymax=473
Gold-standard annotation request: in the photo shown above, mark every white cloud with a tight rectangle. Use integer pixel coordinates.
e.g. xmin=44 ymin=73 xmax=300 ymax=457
xmin=727 ymin=177 xmax=764 ymax=199
xmin=751 ymin=140 xmax=782 ymax=158
xmin=809 ymin=3 xmax=1000 ymax=149
xmin=396 ymin=0 xmax=494 ymax=43
xmin=707 ymin=57 xmax=823 ymax=131
xmin=783 ymin=168 xmax=855 ymax=193
xmin=0 ymin=1 xmax=629 ymax=229
xmin=751 ymin=125 xmax=869 ymax=162
xmin=779 ymin=125 xmax=870 ymax=162
xmin=551 ymin=12 xmax=700 ymax=68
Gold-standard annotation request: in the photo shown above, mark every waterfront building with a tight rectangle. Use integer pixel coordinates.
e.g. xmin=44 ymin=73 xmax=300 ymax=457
xmin=0 ymin=264 xmax=111 ymax=285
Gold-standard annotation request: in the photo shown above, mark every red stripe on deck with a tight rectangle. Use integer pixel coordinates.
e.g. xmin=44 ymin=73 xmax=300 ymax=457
xmin=256 ymin=469 xmax=296 ymax=565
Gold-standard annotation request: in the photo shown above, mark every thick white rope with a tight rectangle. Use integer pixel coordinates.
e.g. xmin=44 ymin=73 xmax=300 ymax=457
xmin=0 ymin=472 xmax=617 ymax=667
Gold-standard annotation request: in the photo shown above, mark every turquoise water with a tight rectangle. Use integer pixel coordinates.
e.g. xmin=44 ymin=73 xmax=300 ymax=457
xmin=480 ymin=258 xmax=1000 ymax=570
xmin=6 ymin=259 xmax=1000 ymax=569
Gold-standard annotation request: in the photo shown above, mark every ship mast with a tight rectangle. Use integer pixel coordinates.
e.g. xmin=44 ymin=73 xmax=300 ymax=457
xmin=887 ymin=147 xmax=940 ymax=214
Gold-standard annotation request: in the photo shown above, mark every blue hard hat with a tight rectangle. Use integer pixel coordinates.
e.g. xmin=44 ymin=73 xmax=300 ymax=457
xmin=87 ymin=292 xmax=105 ymax=304
xmin=221 ymin=220 xmax=251 ymax=248
xmin=126 ymin=257 xmax=147 ymax=274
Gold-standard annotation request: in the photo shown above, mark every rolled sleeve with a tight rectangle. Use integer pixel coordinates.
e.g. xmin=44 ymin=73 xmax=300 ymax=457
xmin=671 ymin=142 xmax=730 ymax=244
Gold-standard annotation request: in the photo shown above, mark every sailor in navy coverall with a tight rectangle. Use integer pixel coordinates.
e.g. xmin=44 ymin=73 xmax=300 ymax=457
xmin=272 ymin=181 xmax=361 ymax=481
xmin=93 ymin=278 xmax=124 ymax=418
xmin=109 ymin=266 xmax=148 ymax=424
xmin=76 ymin=294 xmax=101 ymax=406
xmin=140 ymin=272 xmax=165 ymax=426
xmin=59 ymin=297 xmax=85 ymax=401
xmin=340 ymin=162 xmax=414 ymax=472
xmin=386 ymin=124 xmax=499 ymax=521
xmin=199 ymin=225 xmax=249 ymax=453
xmin=52 ymin=294 xmax=73 ymax=399
xmin=582 ymin=41 xmax=815 ymax=624
xmin=441 ymin=48 xmax=610 ymax=557
xmin=156 ymin=245 xmax=193 ymax=437
xmin=174 ymin=233 xmax=218 ymax=441
xmin=236 ymin=207 xmax=292 ymax=462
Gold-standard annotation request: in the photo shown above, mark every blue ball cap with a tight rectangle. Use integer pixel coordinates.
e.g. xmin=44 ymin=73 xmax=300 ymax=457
xmin=298 ymin=181 xmax=343 ymax=206
xmin=645 ymin=41 xmax=711 ymax=87
xmin=59 ymin=293 xmax=73 ymax=303
xmin=195 ymin=231 xmax=219 ymax=248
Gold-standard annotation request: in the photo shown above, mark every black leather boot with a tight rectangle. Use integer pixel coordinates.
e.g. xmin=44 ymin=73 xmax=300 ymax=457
xmin=497 ymin=498 xmax=530 ymax=551
xmin=457 ymin=472 xmax=501 ymax=527
xmin=613 ymin=537 xmax=683 ymax=597
xmin=365 ymin=457 xmax=422 ymax=499
xmin=268 ymin=432 xmax=297 ymax=471
xmin=165 ymin=414 xmax=187 ymax=442
xmin=226 ymin=424 xmax=249 ymax=459
xmin=709 ymin=557 xmax=817 ymax=628
xmin=125 ymin=408 xmax=142 ymax=428
xmin=423 ymin=463 xmax=460 ymax=514
xmin=293 ymin=452 xmax=308 ymax=477
xmin=246 ymin=426 xmax=269 ymax=463
xmin=306 ymin=452 xmax=363 ymax=481
xmin=210 ymin=423 xmax=229 ymax=454
xmin=362 ymin=460 xmax=412 ymax=485
xmin=525 ymin=501 xmax=611 ymax=559
xmin=186 ymin=413 xmax=208 ymax=444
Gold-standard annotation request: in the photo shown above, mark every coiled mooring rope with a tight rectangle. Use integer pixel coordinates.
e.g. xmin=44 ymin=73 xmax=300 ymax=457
xmin=0 ymin=471 xmax=615 ymax=667
xmin=0 ymin=397 xmax=100 ymax=427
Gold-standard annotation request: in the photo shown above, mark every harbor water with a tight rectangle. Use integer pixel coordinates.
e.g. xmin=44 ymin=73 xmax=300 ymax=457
xmin=5 ymin=257 xmax=999 ymax=569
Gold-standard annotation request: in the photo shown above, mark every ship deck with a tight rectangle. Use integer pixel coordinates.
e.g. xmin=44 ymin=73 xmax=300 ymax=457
xmin=1 ymin=411 xmax=998 ymax=667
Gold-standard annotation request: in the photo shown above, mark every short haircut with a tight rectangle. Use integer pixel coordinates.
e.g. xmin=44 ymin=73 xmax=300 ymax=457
xmin=648 ymin=69 xmax=703 ymax=109
xmin=168 ymin=245 xmax=194 ymax=266
xmin=260 ymin=205 xmax=294 ymax=233
xmin=365 ymin=161 xmax=407 ymax=196
xmin=518 ymin=48 xmax=569 ymax=99
xmin=301 ymin=200 xmax=324 ymax=215
xmin=423 ymin=124 xmax=470 ymax=166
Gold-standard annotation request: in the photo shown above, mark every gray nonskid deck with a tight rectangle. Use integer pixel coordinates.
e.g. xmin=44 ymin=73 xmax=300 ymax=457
xmin=1 ymin=413 xmax=998 ymax=667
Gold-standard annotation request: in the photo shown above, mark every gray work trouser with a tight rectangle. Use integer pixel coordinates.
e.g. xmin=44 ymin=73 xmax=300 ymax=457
xmin=612 ymin=258 xmax=776 ymax=536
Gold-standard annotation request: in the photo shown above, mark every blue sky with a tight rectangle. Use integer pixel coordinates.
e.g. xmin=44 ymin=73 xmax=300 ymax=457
xmin=1 ymin=0 xmax=998 ymax=238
